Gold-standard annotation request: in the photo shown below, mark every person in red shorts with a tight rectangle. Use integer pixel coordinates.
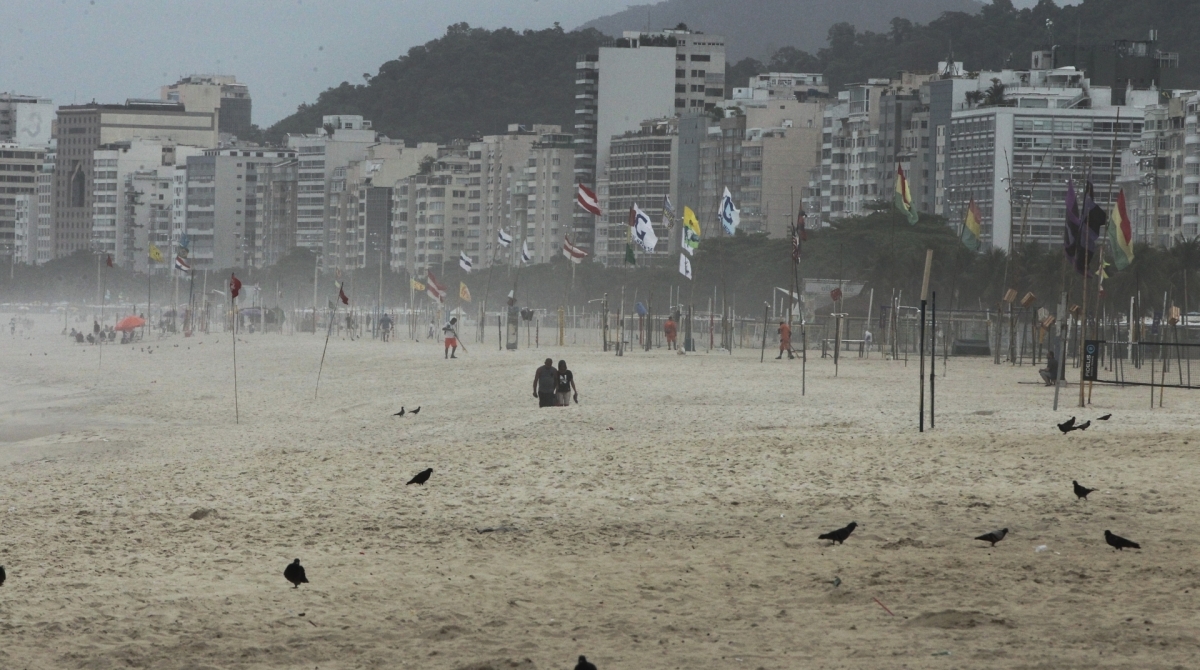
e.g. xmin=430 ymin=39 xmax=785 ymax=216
xmin=442 ymin=317 xmax=460 ymax=359
xmin=775 ymin=321 xmax=794 ymax=359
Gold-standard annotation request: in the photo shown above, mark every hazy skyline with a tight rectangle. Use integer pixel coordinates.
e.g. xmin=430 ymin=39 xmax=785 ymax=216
xmin=0 ymin=0 xmax=1058 ymax=129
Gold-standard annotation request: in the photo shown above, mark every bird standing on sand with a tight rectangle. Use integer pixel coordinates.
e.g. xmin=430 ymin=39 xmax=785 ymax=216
xmin=284 ymin=559 xmax=308 ymax=588
xmin=818 ymin=521 xmax=857 ymax=545
xmin=1097 ymin=413 xmax=1112 ymax=421
xmin=975 ymin=528 xmax=1008 ymax=546
xmin=393 ymin=407 xmax=405 ymax=417
xmin=575 ymin=655 xmax=597 ymax=670
xmin=1058 ymin=417 xmax=1076 ymax=433
xmin=410 ymin=406 xmax=421 ymax=415
xmin=407 ymin=468 xmax=433 ymax=485
xmin=1075 ymin=420 xmax=1091 ymax=431
xmin=1073 ymin=480 xmax=1096 ymax=500
xmin=1105 ymin=530 xmax=1140 ymax=550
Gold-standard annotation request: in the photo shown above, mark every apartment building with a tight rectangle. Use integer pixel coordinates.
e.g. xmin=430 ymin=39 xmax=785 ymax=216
xmin=0 ymin=93 xmax=53 ymax=147
xmin=252 ymin=158 xmax=298 ymax=267
xmin=286 ymin=115 xmax=378 ymax=262
xmin=54 ymin=100 xmax=217 ymax=258
xmin=14 ymin=194 xmax=33 ymax=264
xmin=161 ymin=75 xmax=253 ymax=138
xmin=945 ymin=67 xmax=1152 ymax=251
xmin=0 ymin=143 xmax=43 ymax=267
xmin=326 ymin=141 xmax=433 ymax=272
xmin=391 ymin=148 xmax=471 ymax=274
xmin=598 ymin=118 xmax=678 ymax=266
xmin=33 ymin=144 xmax=54 ymax=264
xmin=1119 ymin=95 xmax=1189 ymax=247
xmin=574 ymin=28 xmax=725 ymax=257
xmin=178 ymin=147 xmax=297 ymax=271
xmin=91 ymin=140 xmax=202 ymax=267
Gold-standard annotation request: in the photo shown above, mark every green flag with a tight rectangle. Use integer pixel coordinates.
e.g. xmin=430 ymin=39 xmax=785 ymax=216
xmin=624 ymin=242 xmax=636 ymax=265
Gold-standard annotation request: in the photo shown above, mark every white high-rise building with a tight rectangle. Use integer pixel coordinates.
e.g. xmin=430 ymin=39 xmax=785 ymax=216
xmin=0 ymin=93 xmax=53 ymax=147
xmin=286 ymin=115 xmax=379 ymax=264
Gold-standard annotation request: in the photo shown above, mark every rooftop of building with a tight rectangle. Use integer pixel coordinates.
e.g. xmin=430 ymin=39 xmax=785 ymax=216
xmin=58 ymin=100 xmax=191 ymax=113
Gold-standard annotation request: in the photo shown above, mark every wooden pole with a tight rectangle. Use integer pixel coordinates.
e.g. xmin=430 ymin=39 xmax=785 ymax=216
xmin=315 ymin=301 xmax=335 ymax=400
xmin=231 ymin=286 xmax=239 ymax=424
xmin=930 ymin=291 xmax=936 ymax=429
xmin=919 ymin=249 xmax=933 ymax=432
xmin=760 ymin=302 xmax=769 ymax=363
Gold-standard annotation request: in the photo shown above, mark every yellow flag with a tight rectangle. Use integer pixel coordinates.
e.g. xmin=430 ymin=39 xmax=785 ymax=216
xmin=459 ymin=282 xmax=471 ymax=302
xmin=682 ymin=206 xmax=701 ymax=254
xmin=148 ymin=244 xmax=164 ymax=263
xmin=410 ymin=278 xmax=425 ymax=291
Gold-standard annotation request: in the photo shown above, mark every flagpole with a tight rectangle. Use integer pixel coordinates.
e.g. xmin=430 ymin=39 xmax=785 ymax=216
xmin=231 ymin=277 xmax=239 ymax=424
xmin=146 ymin=256 xmax=153 ymax=339
xmin=99 ymin=257 xmax=107 ymax=369
xmin=315 ymin=300 xmax=335 ymax=400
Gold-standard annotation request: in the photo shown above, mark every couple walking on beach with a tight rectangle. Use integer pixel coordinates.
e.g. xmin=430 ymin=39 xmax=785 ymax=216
xmin=533 ymin=358 xmax=578 ymax=407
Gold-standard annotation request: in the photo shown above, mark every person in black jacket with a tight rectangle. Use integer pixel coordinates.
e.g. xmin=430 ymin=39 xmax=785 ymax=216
xmin=533 ymin=358 xmax=558 ymax=407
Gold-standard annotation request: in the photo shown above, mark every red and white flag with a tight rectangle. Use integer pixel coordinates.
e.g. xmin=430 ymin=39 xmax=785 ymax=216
xmin=338 ymin=283 xmax=349 ymax=305
xmin=562 ymin=237 xmax=588 ymax=264
xmin=229 ymin=273 xmax=242 ymax=299
xmin=576 ymin=183 xmax=602 ymax=216
xmin=425 ymin=270 xmax=446 ymax=303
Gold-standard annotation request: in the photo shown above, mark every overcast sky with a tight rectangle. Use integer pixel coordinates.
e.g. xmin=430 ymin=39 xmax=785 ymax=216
xmin=0 ymin=0 xmax=1058 ymax=128
xmin=0 ymin=0 xmax=635 ymax=127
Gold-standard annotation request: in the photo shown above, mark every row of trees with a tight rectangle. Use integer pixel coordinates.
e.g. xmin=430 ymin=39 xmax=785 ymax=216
xmin=6 ymin=215 xmax=1197 ymax=330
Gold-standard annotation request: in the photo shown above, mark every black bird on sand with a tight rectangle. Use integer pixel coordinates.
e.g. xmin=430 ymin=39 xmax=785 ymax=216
xmin=410 ymin=406 xmax=421 ymax=415
xmin=1097 ymin=413 xmax=1112 ymax=421
xmin=1075 ymin=420 xmax=1091 ymax=431
xmin=1058 ymin=417 xmax=1076 ymax=433
xmin=0 ymin=565 xmax=5 ymax=586
xmin=393 ymin=407 xmax=405 ymax=417
xmin=975 ymin=528 xmax=1008 ymax=547
xmin=1073 ymin=480 xmax=1097 ymax=500
xmin=407 ymin=468 xmax=433 ymax=485
xmin=575 ymin=655 xmax=598 ymax=670
xmin=284 ymin=559 xmax=308 ymax=588
xmin=1105 ymin=530 xmax=1140 ymax=550
xmin=818 ymin=521 xmax=858 ymax=545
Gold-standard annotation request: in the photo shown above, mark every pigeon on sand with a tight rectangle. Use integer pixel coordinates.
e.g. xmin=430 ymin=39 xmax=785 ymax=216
xmin=975 ymin=528 xmax=1008 ymax=547
xmin=284 ymin=559 xmax=308 ymax=588
xmin=1105 ymin=530 xmax=1140 ymax=550
xmin=818 ymin=522 xmax=857 ymax=545
xmin=1073 ymin=480 xmax=1096 ymax=500
xmin=407 ymin=468 xmax=433 ymax=485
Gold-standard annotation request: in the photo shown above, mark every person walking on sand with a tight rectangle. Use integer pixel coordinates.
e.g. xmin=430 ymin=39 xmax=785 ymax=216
xmin=664 ymin=316 xmax=678 ymax=350
xmin=775 ymin=321 xmax=794 ymax=359
xmin=534 ymin=358 xmax=559 ymax=407
xmin=442 ymin=317 xmax=460 ymax=359
xmin=380 ymin=312 xmax=393 ymax=342
xmin=555 ymin=359 xmax=578 ymax=406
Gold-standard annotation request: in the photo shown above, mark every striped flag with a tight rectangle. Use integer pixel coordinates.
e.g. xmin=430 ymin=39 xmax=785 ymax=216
xmin=576 ymin=183 xmax=602 ymax=216
xmin=562 ymin=236 xmax=588 ymax=264
xmin=521 ymin=240 xmax=532 ymax=264
xmin=497 ymin=228 xmax=513 ymax=247
xmin=426 ymin=270 xmax=446 ymax=303
xmin=174 ymin=255 xmax=191 ymax=273
xmin=459 ymin=251 xmax=473 ymax=272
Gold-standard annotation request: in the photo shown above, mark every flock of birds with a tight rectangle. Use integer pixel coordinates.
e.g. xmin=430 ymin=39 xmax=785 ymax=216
xmin=0 ymin=401 xmax=1146 ymax=670
xmin=814 ymin=412 xmax=1142 ymax=553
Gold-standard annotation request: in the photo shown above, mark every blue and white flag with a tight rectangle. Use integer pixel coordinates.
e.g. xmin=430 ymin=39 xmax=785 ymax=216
xmin=632 ymin=204 xmax=658 ymax=252
xmin=663 ymin=195 xmax=677 ymax=229
xmin=497 ymin=228 xmax=513 ymax=247
xmin=719 ymin=187 xmax=739 ymax=236
xmin=521 ymin=240 xmax=532 ymax=264
xmin=459 ymin=251 xmax=473 ymax=272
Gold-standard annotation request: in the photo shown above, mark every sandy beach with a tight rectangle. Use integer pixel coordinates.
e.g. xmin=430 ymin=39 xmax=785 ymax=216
xmin=2 ymin=316 xmax=1200 ymax=669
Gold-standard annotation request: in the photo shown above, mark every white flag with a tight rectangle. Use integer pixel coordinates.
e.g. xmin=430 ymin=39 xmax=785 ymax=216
xmin=632 ymin=204 xmax=658 ymax=252
xmin=459 ymin=251 xmax=473 ymax=272
xmin=678 ymin=253 xmax=692 ymax=280
xmin=497 ymin=228 xmax=512 ymax=247
xmin=521 ymin=240 xmax=532 ymax=264
xmin=719 ymin=187 xmax=739 ymax=235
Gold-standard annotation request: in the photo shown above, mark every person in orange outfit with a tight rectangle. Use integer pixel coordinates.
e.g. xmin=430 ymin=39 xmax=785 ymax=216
xmin=776 ymin=321 xmax=794 ymax=359
xmin=663 ymin=316 xmax=678 ymax=350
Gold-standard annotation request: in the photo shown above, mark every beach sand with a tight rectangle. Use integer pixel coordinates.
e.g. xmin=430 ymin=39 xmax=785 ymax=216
xmin=2 ymin=316 xmax=1199 ymax=669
